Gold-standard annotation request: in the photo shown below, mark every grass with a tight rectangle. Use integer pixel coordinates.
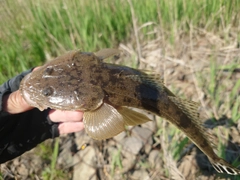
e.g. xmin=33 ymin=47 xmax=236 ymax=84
xmin=110 ymin=148 xmax=123 ymax=176
xmin=42 ymin=139 xmax=61 ymax=180
xmin=0 ymin=0 xmax=240 ymax=179
xmin=0 ymin=0 xmax=239 ymax=82
xmin=36 ymin=139 xmax=66 ymax=180
xmin=198 ymin=58 xmax=240 ymax=123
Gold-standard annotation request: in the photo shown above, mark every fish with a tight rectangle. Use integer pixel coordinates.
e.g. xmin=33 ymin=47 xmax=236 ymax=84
xmin=20 ymin=48 xmax=240 ymax=175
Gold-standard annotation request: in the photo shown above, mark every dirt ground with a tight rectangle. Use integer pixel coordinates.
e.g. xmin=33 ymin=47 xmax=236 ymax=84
xmin=1 ymin=28 xmax=240 ymax=180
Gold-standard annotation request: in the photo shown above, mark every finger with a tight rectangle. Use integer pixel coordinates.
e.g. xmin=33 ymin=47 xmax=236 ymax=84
xmin=48 ymin=109 xmax=84 ymax=122
xmin=2 ymin=90 xmax=33 ymax=114
xmin=32 ymin=66 xmax=41 ymax=71
xmin=58 ymin=122 xmax=84 ymax=135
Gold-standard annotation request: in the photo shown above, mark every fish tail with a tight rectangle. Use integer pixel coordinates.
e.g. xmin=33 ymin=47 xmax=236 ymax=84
xmin=167 ymin=96 xmax=240 ymax=175
xmin=208 ymin=157 xmax=240 ymax=175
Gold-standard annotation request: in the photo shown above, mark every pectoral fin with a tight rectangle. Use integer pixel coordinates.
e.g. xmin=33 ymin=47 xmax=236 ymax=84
xmin=83 ymin=103 xmax=125 ymax=140
xmin=118 ymin=107 xmax=152 ymax=126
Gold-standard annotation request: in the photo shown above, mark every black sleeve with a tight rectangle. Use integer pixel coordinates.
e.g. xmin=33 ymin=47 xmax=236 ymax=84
xmin=0 ymin=70 xmax=59 ymax=163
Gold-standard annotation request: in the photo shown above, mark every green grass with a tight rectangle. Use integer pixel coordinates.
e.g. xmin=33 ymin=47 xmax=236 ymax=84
xmin=1 ymin=0 xmax=240 ymax=179
xmin=198 ymin=58 xmax=240 ymax=123
xmin=39 ymin=139 xmax=67 ymax=180
xmin=110 ymin=147 xmax=123 ymax=177
xmin=0 ymin=0 xmax=239 ymax=82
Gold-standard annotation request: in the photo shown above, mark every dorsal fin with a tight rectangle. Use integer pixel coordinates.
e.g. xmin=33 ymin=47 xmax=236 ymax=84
xmin=125 ymin=72 xmax=165 ymax=92
xmin=94 ymin=48 xmax=121 ymax=60
xmin=168 ymin=96 xmax=217 ymax=153
xmin=167 ymin=96 xmax=213 ymax=147
xmin=139 ymin=69 xmax=164 ymax=84
xmin=168 ymin=96 xmax=200 ymax=121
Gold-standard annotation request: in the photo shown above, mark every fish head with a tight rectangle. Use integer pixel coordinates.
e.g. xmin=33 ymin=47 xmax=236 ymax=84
xmin=20 ymin=50 xmax=104 ymax=111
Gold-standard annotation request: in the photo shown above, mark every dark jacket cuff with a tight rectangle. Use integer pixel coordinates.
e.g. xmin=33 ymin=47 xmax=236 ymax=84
xmin=0 ymin=69 xmax=60 ymax=163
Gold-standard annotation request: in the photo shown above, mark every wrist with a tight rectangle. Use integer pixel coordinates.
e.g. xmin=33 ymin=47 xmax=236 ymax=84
xmin=2 ymin=93 xmax=11 ymax=113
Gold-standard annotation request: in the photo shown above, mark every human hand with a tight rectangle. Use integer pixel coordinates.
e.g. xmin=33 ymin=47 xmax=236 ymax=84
xmin=48 ymin=109 xmax=84 ymax=135
xmin=2 ymin=90 xmax=84 ymax=135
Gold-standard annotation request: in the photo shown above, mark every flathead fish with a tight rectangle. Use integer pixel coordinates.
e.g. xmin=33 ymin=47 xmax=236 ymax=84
xmin=20 ymin=48 xmax=240 ymax=175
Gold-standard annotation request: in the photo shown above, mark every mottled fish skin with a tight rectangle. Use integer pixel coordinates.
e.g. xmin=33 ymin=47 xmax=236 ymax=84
xmin=20 ymin=51 xmax=105 ymax=111
xmin=20 ymin=49 xmax=240 ymax=175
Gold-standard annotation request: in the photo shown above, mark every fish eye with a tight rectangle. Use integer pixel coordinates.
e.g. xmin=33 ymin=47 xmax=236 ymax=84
xmin=44 ymin=66 xmax=53 ymax=75
xmin=42 ymin=87 xmax=54 ymax=96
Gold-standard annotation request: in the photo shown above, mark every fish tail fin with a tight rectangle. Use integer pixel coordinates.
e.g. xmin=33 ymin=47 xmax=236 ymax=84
xmin=208 ymin=157 xmax=240 ymax=175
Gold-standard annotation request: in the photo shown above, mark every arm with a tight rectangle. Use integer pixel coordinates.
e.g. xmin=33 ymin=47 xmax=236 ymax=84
xmin=0 ymin=69 xmax=84 ymax=163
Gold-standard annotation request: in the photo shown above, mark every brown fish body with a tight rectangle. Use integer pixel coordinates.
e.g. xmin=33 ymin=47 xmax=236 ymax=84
xmin=101 ymin=63 xmax=217 ymax=158
xmin=20 ymin=49 xmax=240 ymax=175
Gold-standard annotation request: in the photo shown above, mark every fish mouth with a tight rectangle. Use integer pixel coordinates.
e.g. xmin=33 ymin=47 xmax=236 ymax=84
xmin=20 ymin=74 xmax=48 ymax=111
xmin=21 ymin=89 xmax=48 ymax=111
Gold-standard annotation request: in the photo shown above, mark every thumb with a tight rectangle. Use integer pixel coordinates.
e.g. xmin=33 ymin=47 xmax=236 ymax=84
xmin=2 ymin=90 xmax=34 ymax=114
